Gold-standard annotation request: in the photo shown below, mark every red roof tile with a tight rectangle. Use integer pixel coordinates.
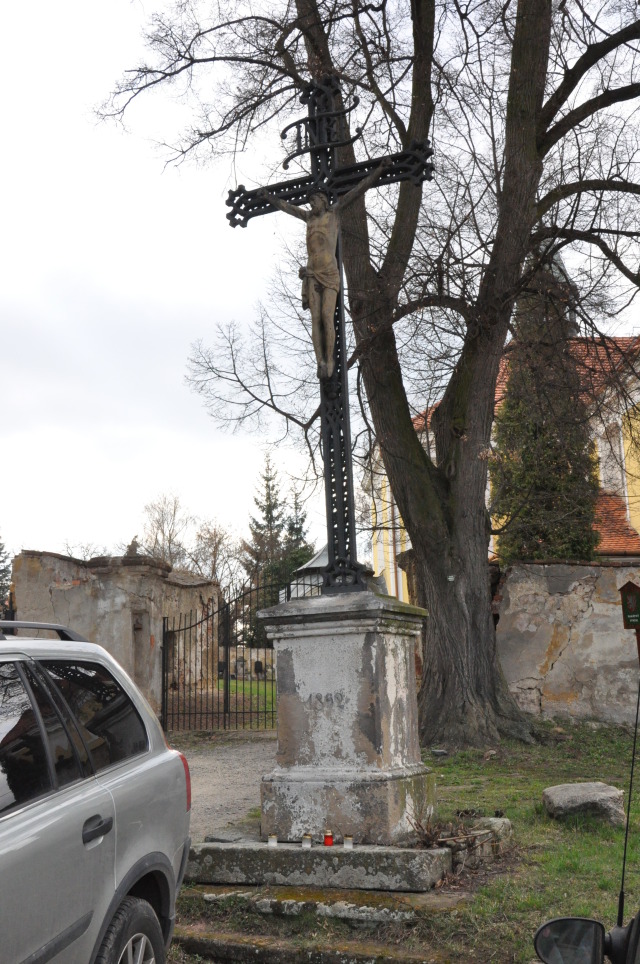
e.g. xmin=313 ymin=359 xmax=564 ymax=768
xmin=496 ymin=335 xmax=640 ymax=406
xmin=594 ymin=491 xmax=640 ymax=556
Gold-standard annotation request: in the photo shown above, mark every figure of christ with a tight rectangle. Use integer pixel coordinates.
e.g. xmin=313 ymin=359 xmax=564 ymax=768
xmin=259 ymin=161 xmax=388 ymax=379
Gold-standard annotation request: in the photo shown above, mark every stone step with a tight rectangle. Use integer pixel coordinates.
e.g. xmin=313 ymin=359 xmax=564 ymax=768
xmin=186 ymin=840 xmax=452 ymax=892
xmin=185 ymin=882 xmax=470 ymax=925
xmin=173 ymin=924 xmax=450 ymax=962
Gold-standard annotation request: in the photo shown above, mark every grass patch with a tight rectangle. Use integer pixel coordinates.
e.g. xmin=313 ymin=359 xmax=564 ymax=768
xmin=169 ymin=718 xmax=640 ymax=963
xmin=422 ymin=719 xmax=640 ymax=960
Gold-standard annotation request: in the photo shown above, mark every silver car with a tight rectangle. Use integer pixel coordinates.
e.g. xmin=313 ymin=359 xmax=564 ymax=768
xmin=0 ymin=621 xmax=191 ymax=964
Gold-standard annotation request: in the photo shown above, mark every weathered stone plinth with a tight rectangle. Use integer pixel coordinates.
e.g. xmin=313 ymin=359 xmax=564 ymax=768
xmin=259 ymin=591 xmax=432 ymax=845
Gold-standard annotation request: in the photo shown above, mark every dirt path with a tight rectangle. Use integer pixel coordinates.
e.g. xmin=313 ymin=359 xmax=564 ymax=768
xmin=173 ymin=732 xmax=278 ymax=842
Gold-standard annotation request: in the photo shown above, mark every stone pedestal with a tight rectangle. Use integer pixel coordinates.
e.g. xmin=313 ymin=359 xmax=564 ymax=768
xmin=259 ymin=591 xmax=433 ymax=845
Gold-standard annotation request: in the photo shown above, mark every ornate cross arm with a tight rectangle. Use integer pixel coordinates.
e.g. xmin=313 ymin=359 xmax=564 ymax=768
xmin=328 ymin=140 xmax=434 ymax=195
xmin=226 ymin=173 xmax=315 ymax=228
xmin=226 ymin=139 xmax=434 ymax=228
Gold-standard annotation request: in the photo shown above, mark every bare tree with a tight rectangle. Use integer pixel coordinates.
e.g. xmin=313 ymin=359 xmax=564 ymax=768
xmin=189 ymin=520 xmax=243 ymax=589
xmin=63 ymin=541 xmax=109 ymax=562
xmin=104 ymin=0 xmax=640 ymax=746
xmin=141 ymin=494 xmax=194 ymax=570
xmin=139 ymin=493 xmax=243 ymax=589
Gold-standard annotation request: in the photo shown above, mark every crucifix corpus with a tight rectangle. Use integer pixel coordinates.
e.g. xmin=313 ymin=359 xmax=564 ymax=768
xmin=227 ymin=76 xmax=434 ymax=593
xmin=257 ymin=167 xmax=389 ymax=381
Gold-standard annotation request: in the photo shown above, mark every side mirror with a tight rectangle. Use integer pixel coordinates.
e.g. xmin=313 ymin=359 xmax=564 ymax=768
xmin=534 ymin=918 xmax=605 ymax=964
xmin=624 ymin=911 xmax=640 ymax=964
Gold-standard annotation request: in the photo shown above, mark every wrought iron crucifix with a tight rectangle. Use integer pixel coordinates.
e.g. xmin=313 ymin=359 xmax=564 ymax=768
xmin=226 ymin=76 xmax=433 ymax=593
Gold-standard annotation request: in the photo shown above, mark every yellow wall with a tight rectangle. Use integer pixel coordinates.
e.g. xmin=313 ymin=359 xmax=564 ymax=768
xmin=371 ymin=474 xmax=410 ymax=601
xmin=624 ymin=412 xmax=640 ymax=534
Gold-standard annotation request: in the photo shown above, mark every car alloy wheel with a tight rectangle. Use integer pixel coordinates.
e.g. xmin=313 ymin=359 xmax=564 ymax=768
xmin=96 ymin=897 xmax=165 ymax=964
xmin=117 ymin=932 xmax=157 ymax=964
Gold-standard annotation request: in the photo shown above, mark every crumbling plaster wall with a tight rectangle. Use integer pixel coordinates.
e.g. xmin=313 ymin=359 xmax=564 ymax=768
xmin=12 ymin=550 xmax=219 ymax=715
xmin=496 ymin=562 xmax=640 ymax=725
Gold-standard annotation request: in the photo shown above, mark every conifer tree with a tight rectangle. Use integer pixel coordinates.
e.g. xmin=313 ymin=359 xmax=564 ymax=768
xmin=0 ymin=536 xmax=12 ymax=616
xmin=283 ymin=488 xmax=315 ymax=574
xmin=492 ymin=259 xmax=600 ymax=564
xmin=240 ymin=455 xmax=286 ymax=576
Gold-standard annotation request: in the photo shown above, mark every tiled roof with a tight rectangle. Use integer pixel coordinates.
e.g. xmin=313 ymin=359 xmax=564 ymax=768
xmin=595 ymin=491 xmax=640 ymax=556
xmin=412 ymin=411 xmax=427 ymax=432
xmin=412 ymin=406 xmax=436 ymax=433
xmin=417 ymin=337 xmax=640 ymax=422
xmin=496 ymin=335 xmax=640 ymax=406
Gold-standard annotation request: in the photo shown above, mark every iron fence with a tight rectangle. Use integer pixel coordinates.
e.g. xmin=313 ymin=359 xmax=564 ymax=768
xmin=161 ymin=563 xmax=320 ymax=731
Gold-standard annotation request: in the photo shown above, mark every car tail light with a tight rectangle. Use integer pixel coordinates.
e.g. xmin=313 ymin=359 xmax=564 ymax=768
xmin=178 ymin=751 xmax=191 ymax=812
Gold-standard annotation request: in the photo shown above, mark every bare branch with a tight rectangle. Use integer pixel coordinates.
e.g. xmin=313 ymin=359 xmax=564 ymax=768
xmin=540 ymin=18 xmax=640 ymax=132
xmin=536 ymin=178 xmax=640 ymax=220
xmin=540 ymin=83 xmax=640 ymax=156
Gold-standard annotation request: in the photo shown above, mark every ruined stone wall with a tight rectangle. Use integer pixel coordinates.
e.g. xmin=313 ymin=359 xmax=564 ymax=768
xmin=496 ymin=562 xmax=640 ymax=725
xmin=12 ymin=550 xmax=220 ymax=716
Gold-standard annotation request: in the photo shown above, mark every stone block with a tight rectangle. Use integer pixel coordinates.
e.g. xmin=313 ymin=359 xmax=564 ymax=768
xmin=542 ymin=782 xmax=625 ymax=826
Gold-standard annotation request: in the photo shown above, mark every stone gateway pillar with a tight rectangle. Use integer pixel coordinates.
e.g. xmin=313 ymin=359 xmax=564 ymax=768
xmin=260 ymin=591 xmax=433 ymax=845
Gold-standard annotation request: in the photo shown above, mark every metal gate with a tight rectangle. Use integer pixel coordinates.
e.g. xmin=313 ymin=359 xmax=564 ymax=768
xmin=161 ymin=566 xmax=319 ymax=731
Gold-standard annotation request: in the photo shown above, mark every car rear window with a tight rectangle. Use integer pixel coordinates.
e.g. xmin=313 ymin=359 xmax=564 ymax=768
xmin=41 ymin=661 xmax=149 ymax=772
xmin=0 ymin=663 xmax=52 ymax=814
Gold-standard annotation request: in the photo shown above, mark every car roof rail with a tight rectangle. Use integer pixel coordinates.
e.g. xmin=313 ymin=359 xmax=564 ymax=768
xmin=0 ymin=620 xmax=88 ymax=642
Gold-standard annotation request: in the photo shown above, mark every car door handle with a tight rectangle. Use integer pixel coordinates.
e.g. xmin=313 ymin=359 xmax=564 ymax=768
xmin=82 ymin=814 xmax=114 ymax=845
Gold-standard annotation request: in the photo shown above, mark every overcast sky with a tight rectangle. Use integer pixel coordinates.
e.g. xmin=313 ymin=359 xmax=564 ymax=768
xmin=1 ymin=1 xmax=326 ymax=560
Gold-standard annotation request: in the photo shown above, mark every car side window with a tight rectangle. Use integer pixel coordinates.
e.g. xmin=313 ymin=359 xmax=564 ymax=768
xmin=0 ymin=663 xmax=53 ymax=815
xmin=22 ymin=664 xmax=84 ymax=787
xmin=41 ymin=661 xmax=149 ymax=772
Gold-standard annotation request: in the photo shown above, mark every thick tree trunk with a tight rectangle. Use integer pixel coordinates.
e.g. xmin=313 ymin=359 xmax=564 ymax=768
xmin=414 ymin=324 xmax=533 ymax=747
xmin=361 ymin=316 xmax=533 ymax=747
xmin=415 ymin=551 xmax=530 ymax=747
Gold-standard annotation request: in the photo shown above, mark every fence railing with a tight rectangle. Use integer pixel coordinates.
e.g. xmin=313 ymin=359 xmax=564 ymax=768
xmin=161 ymin=562 xmax=321 ymax=731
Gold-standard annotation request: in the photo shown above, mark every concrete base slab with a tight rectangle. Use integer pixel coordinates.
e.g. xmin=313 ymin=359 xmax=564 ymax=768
xmin=204 ymin=889 xmax=415 ymax=924
xmin=186 ymin=840 xmax=452 ymax=892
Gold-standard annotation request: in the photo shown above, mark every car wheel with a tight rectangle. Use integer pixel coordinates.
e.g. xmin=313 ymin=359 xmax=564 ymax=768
xmin=96 ymin=896 xmax=165 ymax=964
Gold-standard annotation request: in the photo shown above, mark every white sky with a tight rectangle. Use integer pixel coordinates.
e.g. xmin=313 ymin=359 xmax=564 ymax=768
xmin=1 ymin=1 xmax=326 ymax=560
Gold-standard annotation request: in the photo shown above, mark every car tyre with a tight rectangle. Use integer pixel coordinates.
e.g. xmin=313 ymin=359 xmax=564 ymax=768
xmin=95 ymin=896 xmax=165 ymax=964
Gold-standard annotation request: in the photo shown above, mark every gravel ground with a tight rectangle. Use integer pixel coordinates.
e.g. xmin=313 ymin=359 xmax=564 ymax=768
xmin=174 ymin=731 xmax=278 ymax=842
